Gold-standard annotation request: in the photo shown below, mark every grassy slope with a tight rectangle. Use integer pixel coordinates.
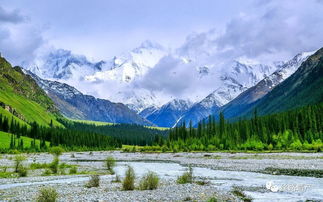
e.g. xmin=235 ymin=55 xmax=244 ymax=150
xmin=0 ymin=56 xmax=62 ymax=127
xmin=0 ymin=131 xmax=49 ymax=149
xmin=70 ymin=119 xmax=169 ymax=130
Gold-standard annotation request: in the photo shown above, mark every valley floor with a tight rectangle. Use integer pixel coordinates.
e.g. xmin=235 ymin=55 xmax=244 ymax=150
xmin=0 ymin=152 xmax=322 ymax=201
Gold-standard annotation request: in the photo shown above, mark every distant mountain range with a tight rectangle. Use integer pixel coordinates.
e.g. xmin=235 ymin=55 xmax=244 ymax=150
xmin=244 ymin=48 xmax=323 ymax=116
xmin=167 ymin=50 xmax=315 ymax=127
xmin=23 ymin=39 xmax=321 ymax=127
xmin=25 ymin=71 xmax=153 ymax=126
xmin=212 ymin=51 xmax=316 ymax=120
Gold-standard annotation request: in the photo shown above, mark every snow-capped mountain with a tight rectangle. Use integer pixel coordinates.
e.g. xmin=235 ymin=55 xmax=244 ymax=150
xmin=145 ymin=99 xmax=193 ymax=127
xmin=27 ymin=49 xmax=104 ymax=80
xmin=85 ymin=40 xmax=167 ymax=83
xmin=174 ymin=60 xmax=278 ymax=127
xmin=25 ymin=41 xmax=168 ymax=112
xmin=178 ymin=50 xmax=315 ymax=125
xmin=218 ymin=50 xmax=316 ymax=119
xmin=25 ymin=70 xmax=153 ymax=125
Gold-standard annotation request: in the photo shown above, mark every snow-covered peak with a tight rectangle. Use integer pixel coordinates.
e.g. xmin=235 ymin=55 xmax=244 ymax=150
xmin=265 ymin=50 xmax=315 ymax=86
xmin=26 ymin=49 xmax=103 ymax=80
xmin=199 ymin=90 xmax=229 ymax=108
xmin=162 ymin=99 xmax=193 ymax=111
xmin=25 ymin=70 xmax=82 ymax=99
xmin=85 ymin=41 xmax=168 ymax=83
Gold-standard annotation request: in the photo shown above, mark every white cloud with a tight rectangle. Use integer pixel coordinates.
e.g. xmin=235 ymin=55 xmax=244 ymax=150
xmin=0 ymin=6 xmax=45 ymax=66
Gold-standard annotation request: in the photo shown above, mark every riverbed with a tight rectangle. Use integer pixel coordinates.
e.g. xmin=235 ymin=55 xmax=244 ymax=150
xmin=0 ymin=152 xmax=322 ymax=201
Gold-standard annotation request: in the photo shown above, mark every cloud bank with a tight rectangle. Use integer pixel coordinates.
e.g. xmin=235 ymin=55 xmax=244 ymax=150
xmin=0 ymin=6 xmax=44 ymax=66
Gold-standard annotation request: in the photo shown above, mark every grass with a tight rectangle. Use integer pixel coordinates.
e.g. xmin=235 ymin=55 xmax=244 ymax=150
xmin=105 ymin=156 xmax=116 ymax=174
xmin=122 ymin=166 xmax=136 ymax=190
xmin=177 ymin=166 xmax=193 ymax=184
xmin=0 ymin=58 xmax=62 ymax=128
xmin=0 ymin=83 xmax=62 ymax=127
xmin=264 ymin=167 xmax=323 ymax=178
xmin=139 ymin=171 xmax=159 ymax=190
xmin=69 ymin=119 xmax=114 ymax=126
xmin=0 ymin=107 xmax=30 ymax=128
xmin=0 ymin=131 xmax=50 ymax=149
xmin=229 ymin=154 xmax=323 ymax=160
xmin=85 ymin=175 xmax=100 ymax=188
xmin=70 ymin=119 xmax=169 ymax=130
xmin=0 ymin=171 xmax=15 ymax=178
xmin=36 ymin=187 xmax=58 ymax=202
xmin=231 ymin=187 xmax=252 ymax=202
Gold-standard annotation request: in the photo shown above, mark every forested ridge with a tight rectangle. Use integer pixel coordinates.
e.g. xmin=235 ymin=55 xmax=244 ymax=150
xmin=154 ymin=103 xmax=323 ymax=151
xmin=0 ymin=115 xmax=121 ymax=152
xmin=58 ymin=118 xmax=168 ymax=146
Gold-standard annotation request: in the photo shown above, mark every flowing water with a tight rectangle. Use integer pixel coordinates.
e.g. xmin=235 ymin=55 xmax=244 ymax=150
xmin=1 ymin=161 xmax=322 ymax=201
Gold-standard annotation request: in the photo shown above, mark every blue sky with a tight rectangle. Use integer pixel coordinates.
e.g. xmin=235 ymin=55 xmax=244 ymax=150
xmin=0 ymin=0 xmax=323 ymax=65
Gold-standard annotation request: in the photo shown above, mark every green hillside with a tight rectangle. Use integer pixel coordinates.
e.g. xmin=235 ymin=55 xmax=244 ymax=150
xmin=0 ymin=131 xmax=49 ymax=150
xmin=241 ymin=48 xmax=323 ymax=117
xmin=0 ymin=56 xmax=62 ymax=127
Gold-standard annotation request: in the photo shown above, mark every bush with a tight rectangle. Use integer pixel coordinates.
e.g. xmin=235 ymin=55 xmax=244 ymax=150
xmin=30 ymin=163 xmax=49 ymax=170
xmin=122 ymin=166 xmax=135 ymax=190
xmin=177 ymin=166 xmax=193 ymax=184
xmin=139 ymin=171 xmax=159 ymax=190
xmin=36 ymin=187 xmax=58 ymax=202
xmin=42 ymin=169 xmax=52 ymax=176
xmin=105 ymin=156 xmax=116 ymax=173
xmin=49 ymin=157 xmax=59 ymax=174
xmin=85 ymin=175 xmax=100 ymax=188
xmin=17 ymin=166 xmax=28 ymax=177
xmin=49 ymin=147 xmax=64 ymax=157
xmin=69 ymin=167 xmax=77 ymax=174
xmin=14 ymin=155 xmax=26 ymax=173
xmin=14 ymin=155 xmax=27 ymax=177
xmin=290 ymin=140 xmax=303 ymax=150
xmin=268 ymin=144 xmax=273 ymax=150
xmin=207 ymin=197 xmax=218 ymax=202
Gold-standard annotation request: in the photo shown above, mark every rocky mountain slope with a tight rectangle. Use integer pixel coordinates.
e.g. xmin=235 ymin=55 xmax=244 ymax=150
xmin=219 ymin=51 xmax=315 ymax=119
xmin=0 ymin=56 xmax=62 ymax=127
xmin=246 ymin=48 xmax=323 ymax=116
xmin=26 ymin=71 xmax=153 ymax=125
xmin=145 ymin=99 xmax=193 ymax=127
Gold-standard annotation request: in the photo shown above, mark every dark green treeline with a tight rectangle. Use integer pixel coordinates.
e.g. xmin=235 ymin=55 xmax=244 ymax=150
xmin=155 ymin=103 xmax=323 ymax=151
xmin=0 ymin=116 xmax=121 ymax=152
xmin=58 ymin=118 xmax=168 ymax=146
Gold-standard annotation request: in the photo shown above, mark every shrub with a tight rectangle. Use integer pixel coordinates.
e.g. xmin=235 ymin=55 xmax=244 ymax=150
xmin=14 ymin=155 xmax=27 ymax=177
xmin=139 ymin=171 xmax=159 ymax=190
xmin=207 ymin=197 xmax=218 ymax=202
xmin=42 ymin=169 xmax=52 ymax=176
xmin=161 ymin=145 xmax=168 ymax=153
xmin=122 ymin=166 xmax=135 ymax=190
xmin=30 ymin=163 xmax=49 ymax=170
xmin=36 ymin=187 xmax=58 ymax=202
xmin=17 ymin=166 xmax=28 ymax=177
xmin=69 ymin=167 xmax=77 ymax=174
xmin=290 ymin=140 xmax=303 ymax=150
xmin=177 ymin=166 xmax=193 ymax=184
xmin=105 ymin=156 xmax=116 ymax=173
xmin=14 ymin=155 xmax=26 ymax=173
xmin=49 ymin=157 xmax=59 ymax=174
xmin=49 ymin=147 xmax=64 ymax=157
xmin=85 ymin=175 xmax=100 ymax=188
xmin=268 ymin=144 xmax=273 ymax=151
